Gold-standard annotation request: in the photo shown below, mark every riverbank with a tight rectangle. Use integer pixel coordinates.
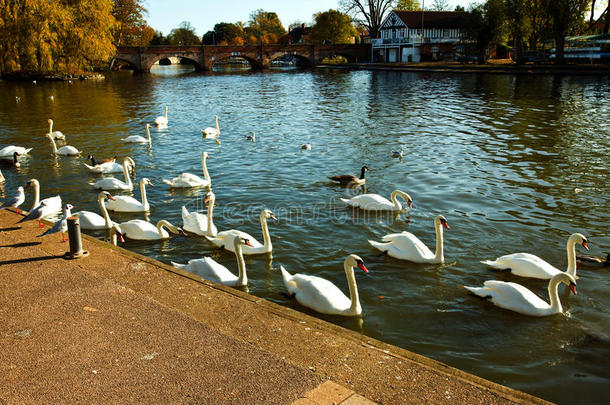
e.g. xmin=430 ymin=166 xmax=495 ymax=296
xmin=0 ymin=72 xmax=104 ymax=81
xmin=316 ymin=60 xmax=610 ymax=75
xmin=0 ymin=208 xmax=551 ymax=404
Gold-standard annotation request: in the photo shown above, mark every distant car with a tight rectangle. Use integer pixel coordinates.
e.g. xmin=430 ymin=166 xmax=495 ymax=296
xmin=457 ymin=55 xmax=479 ymax=64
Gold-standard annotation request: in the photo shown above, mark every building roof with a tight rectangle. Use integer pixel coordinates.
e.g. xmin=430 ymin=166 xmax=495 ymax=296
xmin=392 ymin=10 xmax=467 ymax=29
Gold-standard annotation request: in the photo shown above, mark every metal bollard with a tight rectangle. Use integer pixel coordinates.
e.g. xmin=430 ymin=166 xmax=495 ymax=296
xmin=64 ymin=216 xmax=89 ymax=259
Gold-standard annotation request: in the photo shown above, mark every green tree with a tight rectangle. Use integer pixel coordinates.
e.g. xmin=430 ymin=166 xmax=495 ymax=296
xmin=150 ymin=30 xmax=169 ymax=45
xmin=168 ymin=21 xmax=201 ymax=45
xmin=549 ymin=0 xmax=589 ymax=62
xmin=246 ymin=9 xmax=286 ymax=44
xmin=309 ymin=9 xmax=357 ymax=44
xmin=339 ymin=0 xmax=395 ymax=38
xmin=396 ymin=0 xmax=421 ymax=10
xmin=214 ymin=22 xmax=246 ymax=45
xmin=461 ymin=0 xmax=507 ymax=63
xmin=525 ymin=0 xmax=552 ymax=50
xmin=504 ymin=0 xmax=531 ymax=63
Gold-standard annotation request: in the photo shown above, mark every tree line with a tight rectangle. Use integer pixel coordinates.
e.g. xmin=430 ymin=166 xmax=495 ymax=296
xmin=0 ymin=0 xmax=607 ymax=75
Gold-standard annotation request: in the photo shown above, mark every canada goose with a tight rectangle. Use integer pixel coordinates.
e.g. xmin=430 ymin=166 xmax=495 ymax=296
xmin=576 ymin=253 xmax=610 ymax=268
xmin=329 ymin=165 xmax=369 ymax=187
xmin=0 ymin=152 xmax=20 ymax=168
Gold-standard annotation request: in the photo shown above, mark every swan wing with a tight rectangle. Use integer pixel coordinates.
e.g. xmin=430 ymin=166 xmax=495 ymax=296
xmin=74 ymin=211 xmax=106 ymax=229
xmin=120 ymin=220 xmax=164 ymax=240
xmin=342 ymin=194 xmax=393 ymax=210
xmin=186 ymin=257 xmax=237 ymax=285
xmin=466 ymin=280 xmax=550 ymax=316
xmin=380 ymin=232 xmax=434 ymax=261
xmin=289 ymin=273 xmax=351 ymax=314
xmin=207 ymin=230 xmax=263 ymax=251
xmin=57 ymin=146 xmax=80 ymax=155
xmin=181 ymin=206 xmax=208 ymax=235
xmin=482 ymin=253 xmax=561 ymax=279
xmin=121 ymin=136 xmax=147 ymax=143
xmin=104 ymin=196 xmax=143 ymax=212
xmin=84 ymin=161 xmax=123 ymax=173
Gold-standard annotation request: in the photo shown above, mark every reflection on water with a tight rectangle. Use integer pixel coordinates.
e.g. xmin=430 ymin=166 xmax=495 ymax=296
xmin=0 ymin=67 xmax=609 ymax=404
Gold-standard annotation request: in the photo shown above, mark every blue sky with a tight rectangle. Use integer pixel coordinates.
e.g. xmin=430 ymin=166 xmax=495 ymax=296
xmin=144 ymin=0 xmax=483 ymax=36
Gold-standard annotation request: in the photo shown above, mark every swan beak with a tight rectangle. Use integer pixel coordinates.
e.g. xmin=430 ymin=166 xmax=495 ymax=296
xmin=117 ymin=233 xmax=125 ymax=243
xmin=107 ymin=195 xmax=115 ymax=201
xmin=441 ymin=219 xmax=450 ymax=229
xmin=244 ymin=239 xmax=254 ymax=247
xmin=357 ymin=261 xmax=368 ymax=273
xmin=582 ymin=241 xmax=589 ymax=250
xmin=178 ymin=229 xmax=187 ymax=236
xmin=204 ymin=195 xmax=210 ymax=203
xmin=407 ymin=200 xmax=412 ymax=208
xmin=148 ymin=182 xmax=155 ymax=187
xmin=569 ymin=283 xmax=577 ymax=295
xmin=270 ymin=214 xmax=278 ymax=221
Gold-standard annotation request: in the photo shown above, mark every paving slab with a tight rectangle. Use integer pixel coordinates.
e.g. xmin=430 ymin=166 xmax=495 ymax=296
xmin=0 ymin=209 xmax=552 ymax=404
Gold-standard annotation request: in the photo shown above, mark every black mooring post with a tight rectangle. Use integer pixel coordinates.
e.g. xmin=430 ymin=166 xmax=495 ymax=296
xmin=65 ymin=216 xmax=88 ymax=259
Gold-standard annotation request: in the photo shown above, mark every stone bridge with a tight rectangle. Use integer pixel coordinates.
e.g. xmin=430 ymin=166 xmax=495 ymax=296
xmin=114 ymin=44 xmax=370 ymax=72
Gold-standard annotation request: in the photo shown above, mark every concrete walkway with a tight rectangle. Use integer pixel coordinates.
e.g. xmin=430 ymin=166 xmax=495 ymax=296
xmin=0 ymin=209 xmax=551 ymax=404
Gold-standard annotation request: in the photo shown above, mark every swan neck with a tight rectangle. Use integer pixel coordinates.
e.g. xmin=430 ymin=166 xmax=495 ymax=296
xmin=99 ymin=194 xmax=113 ymax=228
xmin=156 ymin=220 xmax=170 ymax=236
xmin=390 ymin=191 xmax=402 ymax=210
xmin=434 ymin=220 xmax=445 ymax=263
xmin=48 ymin=120 xmax=53 ymax=133
xmin=344 ymin=261 xmax=361 ymax=315
xmin=215 ymin=116 xmax=219 ymax=131
xmin=565 ymin=238 xmax=577 ymax=277
xmin=123 ymin=160 xmax=133 ymax=187
xmin=547 ymin=277 xmax=563 ymax=314
xmin=48 ymin=136 xmax=58 ymax=153
xmin=201 ymin=154 xmax=210 ymax=180
xmin=234 ymin=242 xmax=247 ymax=285
xmin=146 ymin=126 xmax=151 ymax=143
xmin=140 ymin=181 xmax=149 ymax=210
xmin=31 ymin=180 xmax=40 ymax=209
xmin=260 ymin=212 xmax=272 ymax=251
xmin=206 ymin=195 xmax=216 ymax=236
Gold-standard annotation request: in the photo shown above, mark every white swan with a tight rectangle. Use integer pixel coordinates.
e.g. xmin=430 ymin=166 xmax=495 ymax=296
xmin=47 ymin=119 xmax=65 ymax=140
xmin=464 ymin=273 xmax=577 ymax=317
xmin=201 ymin=115 xmax=220 ymax=138
xmin=73 ymin=191 xmax=117 ymax=230
xmin=205 ymin=209 xmax=276 ymax=255
xmin=162 ymin=151 xmax=211 ymax=188
xmin=104 ymin=178 xmax=152 ymax=212
xmin=121 ymin=124 xmax=152 ymax=144
xmin=83 ymin=155 xmax=124 ymax=174
xmin=281 ymin=254 xmax=369 ymax=316
xmin=46 ymin=132 xmax=80 ymax=156
xmin=25 ymin=179 xmax=62 ymax=222
xmin=369 ymin=215 xmax=449 ymax=264
xmin=89 ymin=158 xmax=135 ymax=191
xmin=0 ymin=169 xmax=4 ymax=183
xmin=172 ymin=235 xmax=253 ymax=287
xmin=182 ymin=191 xmax=217 ymax=236
xmin=0 ymin=145 xmax=32 ymax=157
xmin=117 ymin=219 xmax=185 ymax=241
xmin=481 ymin=233 xmax=589 ymax=280
xmin=109 ymin=224 xmax=125 ymax=246
xmin=340 ymin=190 xmax=412 ymax=211
xmin=154 ymin=106 xmax=168 ymax=126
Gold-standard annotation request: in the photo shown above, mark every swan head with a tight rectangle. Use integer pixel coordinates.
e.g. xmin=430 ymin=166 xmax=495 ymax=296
xmin=25 ymin=178 xmax=39 ymax=189
xmin=434 ymin=215 xmax=450 ymax=229
xmin=157 ymin=220 xmax=187 ymax=236
xmin=232 ymin=235 xmax=254 ymax=248
xmin=110 ymin=224 xmax=125 ymax=244
xmin=553 ymin=273 xmax=577 ymax=295
xmin=99 ymin=191 xmax=115 ymax=201
xmin=262 ymin=209 xmax=277 ymax=221
xmin=203 ymin=191 xmax=215 ymax=204
xmin=48 ymin=119 xmax=53 ymax=125
xmin=346 ymin=254 xmax=368 ymax=273
xmin=393 ymin=190 xmax=413 ymax=208
xmin=202 ymin=151 xmax=209 ymax=159
xmin=141 ymin=178 xmax=153 ymax=187
xmin=569 ymin=233 xmax=589 ymax=251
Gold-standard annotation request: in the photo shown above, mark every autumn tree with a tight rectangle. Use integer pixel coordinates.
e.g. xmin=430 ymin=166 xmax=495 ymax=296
xmin=112 ymin=0 xmax=151 ymax=46
xmin=246 ymin=9 xmax=286 ymax=44
xmin=168 ymin=21 xmax=201 ymax=45
xmin=340 ymin=0 xmax=395 ymax=38
xmin=0 ymin=0 xmax=116 ymax=75
xmin=309 ymin=9 xmax=357 ymax=44
xmin=396 ymin=0 xmax=421 ymax=10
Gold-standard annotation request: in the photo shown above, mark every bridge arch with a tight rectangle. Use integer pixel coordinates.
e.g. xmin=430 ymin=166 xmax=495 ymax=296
xmin=268 ymin=52 xmax=312 ymax=68
xmin=207 ymin=53 xmax=263 ymax=71
xmin=111 ymin=57 xmax=139 ymax=71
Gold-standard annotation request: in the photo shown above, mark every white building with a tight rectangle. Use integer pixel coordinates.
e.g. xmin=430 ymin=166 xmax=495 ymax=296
xmin=372 ymin=10 xmax=467 ymax=63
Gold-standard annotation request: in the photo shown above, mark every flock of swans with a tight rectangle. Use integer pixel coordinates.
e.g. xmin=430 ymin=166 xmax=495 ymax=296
xmin=0 ymin=105 xmax=604 ymax=320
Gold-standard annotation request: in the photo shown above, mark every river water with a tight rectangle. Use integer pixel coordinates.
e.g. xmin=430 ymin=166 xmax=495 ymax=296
xmin=1 ymin=65 xmax=609 ymax=404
